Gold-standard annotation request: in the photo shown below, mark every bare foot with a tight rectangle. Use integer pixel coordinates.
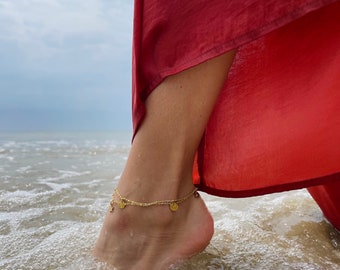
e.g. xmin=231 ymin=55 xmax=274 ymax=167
xmin=93 ymin=188 xmax=214 ymax=270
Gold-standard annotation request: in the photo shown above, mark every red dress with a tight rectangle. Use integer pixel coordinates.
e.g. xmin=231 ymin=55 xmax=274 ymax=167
xmin=132 ymin=1 xmax=340 ymax=229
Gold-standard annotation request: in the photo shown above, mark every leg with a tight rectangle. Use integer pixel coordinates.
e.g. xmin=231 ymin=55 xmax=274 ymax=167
xmin=93 ymin=50 xmax=236 ymax=269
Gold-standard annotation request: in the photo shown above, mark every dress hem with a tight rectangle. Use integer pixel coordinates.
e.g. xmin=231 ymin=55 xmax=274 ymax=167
xmin=196 ymin=172 xmax=340 ymax=198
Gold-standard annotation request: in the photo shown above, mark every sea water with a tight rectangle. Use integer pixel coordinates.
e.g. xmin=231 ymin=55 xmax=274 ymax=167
xmin=0 ymin=131 xmax=339 ymax=270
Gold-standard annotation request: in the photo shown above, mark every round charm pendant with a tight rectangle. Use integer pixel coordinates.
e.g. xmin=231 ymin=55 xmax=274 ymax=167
xmin=169 ymin=202 xmax=179 ymax=212
xmin=118 ymin=200 xmax=126 ymax=209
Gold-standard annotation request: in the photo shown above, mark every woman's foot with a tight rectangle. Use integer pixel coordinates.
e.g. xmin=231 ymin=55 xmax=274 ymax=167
xmin=93 ymin=187 xmax=214 ymax=269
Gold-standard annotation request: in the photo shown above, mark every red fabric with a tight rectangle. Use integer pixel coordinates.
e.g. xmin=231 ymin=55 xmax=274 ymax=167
xmin=194 ymin=4 xmax=340 ymax=197
xmin=308 ymin=183 xmax=340 ymax=230
xmin=131 ymin=1 xmax=340 ymax=229
xmin=132 ymin=0 xmax=339 ymax=133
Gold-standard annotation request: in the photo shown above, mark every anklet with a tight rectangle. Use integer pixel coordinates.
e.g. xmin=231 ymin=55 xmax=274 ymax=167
xmin=109 ymin=187 xmax=199 ymax=212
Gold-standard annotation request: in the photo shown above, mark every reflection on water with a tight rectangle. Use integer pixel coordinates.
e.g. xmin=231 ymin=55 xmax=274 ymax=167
xmin=0 ymin=132 xmax=339 ymax=269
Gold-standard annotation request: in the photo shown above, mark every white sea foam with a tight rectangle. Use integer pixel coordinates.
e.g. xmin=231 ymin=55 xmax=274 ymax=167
xmin=0 ymin=189 xmax=38 ymax=204
xmin=41 ymin=182 xmax=73 ymax=192
xmin=0 ymin=155 xmax=14 ymax=161
xmin=57 ymin=170 xmax=91 ymax=179
xmin=36 ymin=140 xmax=70 ymax=145
xmin=37 ymin=161 xmax=51 ymax=165
xmin=3 ymin=141 xmax=16 ymax=148
xmin=16 ymin=165 xmax=32 ymax=173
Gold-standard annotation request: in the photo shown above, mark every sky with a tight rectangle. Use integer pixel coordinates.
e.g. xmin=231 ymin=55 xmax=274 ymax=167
xmin=0 ymin=0 xmax=134 ymax=131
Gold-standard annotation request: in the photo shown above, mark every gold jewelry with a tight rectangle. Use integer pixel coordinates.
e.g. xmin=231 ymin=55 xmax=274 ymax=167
xmin=109 ymin=187 xmax=199 ymax=213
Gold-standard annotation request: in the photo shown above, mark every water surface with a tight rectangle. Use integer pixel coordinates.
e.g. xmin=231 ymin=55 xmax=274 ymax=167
xmin=0 ymin=132 xmax=339 ymax=269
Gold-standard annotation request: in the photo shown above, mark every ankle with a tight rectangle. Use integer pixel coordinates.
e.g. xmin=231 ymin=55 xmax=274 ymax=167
xmin=94 ymin=190 xmax=214 ymax=269
xmin=111 ymin=186 xmax=198 ymax=210
xmin=108 ymin=185 xmax=200 ymax=227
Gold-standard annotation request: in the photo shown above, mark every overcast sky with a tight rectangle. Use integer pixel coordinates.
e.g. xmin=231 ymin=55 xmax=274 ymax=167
xmin=0 ymin=0 xmax=134 ymax=131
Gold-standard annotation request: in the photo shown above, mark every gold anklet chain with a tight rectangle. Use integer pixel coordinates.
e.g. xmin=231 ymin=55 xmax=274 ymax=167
xmin=109 ymin=187 xmax=199 ymax=212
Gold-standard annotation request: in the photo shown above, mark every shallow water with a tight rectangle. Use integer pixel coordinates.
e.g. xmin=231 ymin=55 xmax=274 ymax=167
xmin=0 ymin=131 xmax=339 ymax=269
